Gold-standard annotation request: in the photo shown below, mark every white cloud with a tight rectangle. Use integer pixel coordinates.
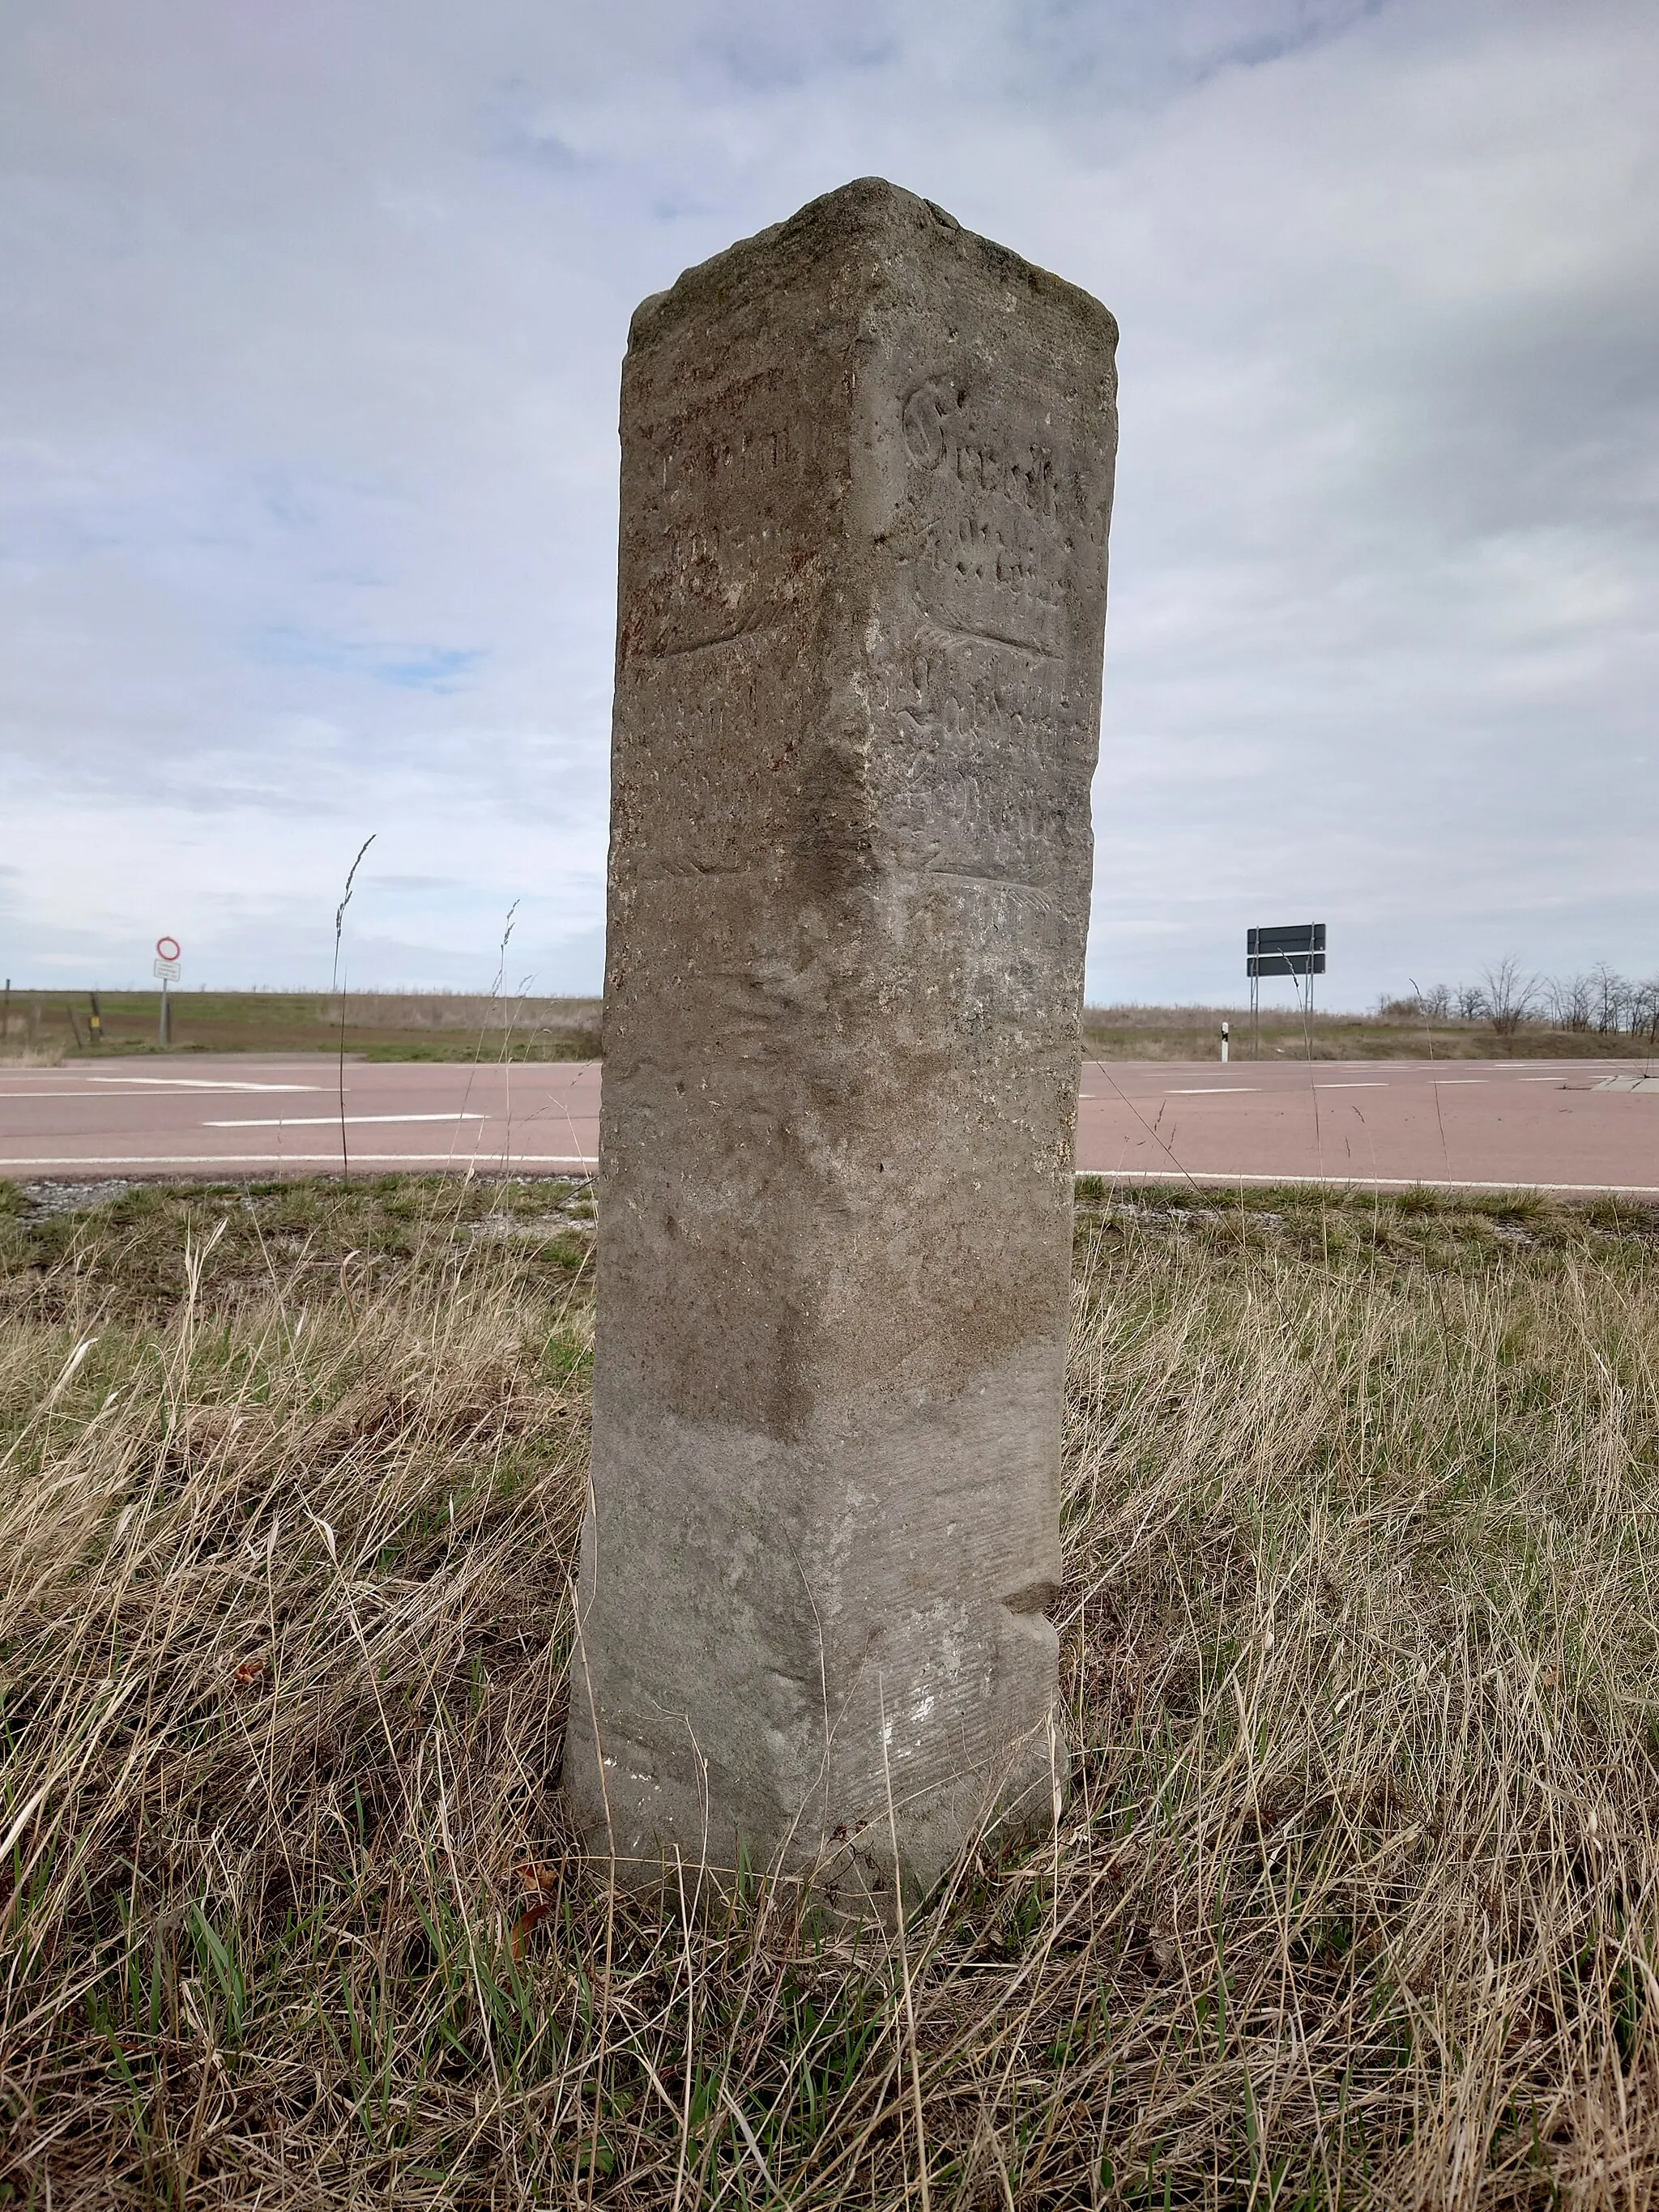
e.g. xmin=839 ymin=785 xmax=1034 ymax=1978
xmin=1 ymin=0 xmax=1655 ymax=1003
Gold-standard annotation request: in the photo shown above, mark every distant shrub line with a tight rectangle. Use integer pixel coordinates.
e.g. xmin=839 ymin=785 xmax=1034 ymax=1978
xmin=1381 ymin=957 xmax=1659 ymax=1041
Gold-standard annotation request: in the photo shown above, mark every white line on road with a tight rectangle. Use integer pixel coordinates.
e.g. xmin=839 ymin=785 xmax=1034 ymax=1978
xmin=201 ymin=1112 xmax=484 ymax=1127
xmin=0 ymin=1153 xmax=595 ymax=1168
xmin=86 ymin=1076 xmax=324 ymax=1091
xmin=1081 ymin=1169 xmax=1659 ymax=1196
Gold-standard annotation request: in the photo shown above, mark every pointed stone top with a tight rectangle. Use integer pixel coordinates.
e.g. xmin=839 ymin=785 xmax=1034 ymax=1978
xmin=629 ymin=176 xmax=1117 ymax=350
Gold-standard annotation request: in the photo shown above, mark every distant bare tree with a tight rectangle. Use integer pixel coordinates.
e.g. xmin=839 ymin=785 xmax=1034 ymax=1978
xmin=1481 ymin=958 xmax=1538 ymax=1038
xmin=1399 ymin=981 xmax=1453 ymax=1021
xmin=1543 ymin=974 xmax=1593 ymax=1031
xmin=1589 ymin=963 xmax=1630 ymax=1034
xmin=1417 ymin=962 xmax=1653 ymax=1039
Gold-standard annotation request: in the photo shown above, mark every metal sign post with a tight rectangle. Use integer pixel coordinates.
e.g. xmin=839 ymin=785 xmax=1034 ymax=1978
xmin=153 ymin=936 xmax=181 ymax=1048
xmin=1246 ymin=923 xmax=1326 ymax=1058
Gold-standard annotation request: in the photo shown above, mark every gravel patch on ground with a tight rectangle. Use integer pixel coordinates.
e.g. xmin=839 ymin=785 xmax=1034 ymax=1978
xmin=468 ymin=1213 xmax=595 ymax=1241
xmin=20 ymin=1178 xmax=135 ymax=1221
xmin=1103 ymin=1200 xmax=1285 ymax=1230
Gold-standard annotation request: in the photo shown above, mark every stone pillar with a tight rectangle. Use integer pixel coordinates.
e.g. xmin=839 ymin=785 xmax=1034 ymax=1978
xmin=562 ymin=178 xmax=1117 ymax=1915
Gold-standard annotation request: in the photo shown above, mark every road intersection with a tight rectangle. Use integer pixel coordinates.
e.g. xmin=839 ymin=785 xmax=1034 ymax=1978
xmin=1 ymin=1055 xmax=1655 ymax=1196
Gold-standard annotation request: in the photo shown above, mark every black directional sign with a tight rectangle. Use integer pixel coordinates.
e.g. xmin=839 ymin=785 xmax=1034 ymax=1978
xmin=1247 ymin=923 xmax=1326 ymax=978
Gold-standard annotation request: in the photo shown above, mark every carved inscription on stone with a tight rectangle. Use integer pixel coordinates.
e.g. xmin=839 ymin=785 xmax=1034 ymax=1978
xmin=901 ymin=373 xmax=1074 ymax=656
xmin=881 ymin=365 xmax=1111 ymax=893
xmin=619 ymin=660 xmax=797 ymax=882
xmin=628 ymin=366 xmax=822 ymax=661
xmin=879 ymin=646 xmax=1075 ymax=889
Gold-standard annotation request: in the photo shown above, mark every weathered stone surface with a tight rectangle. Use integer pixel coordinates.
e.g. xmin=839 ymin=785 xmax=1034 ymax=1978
xmin=561 ymin=178 xmax=1117 ymax=1914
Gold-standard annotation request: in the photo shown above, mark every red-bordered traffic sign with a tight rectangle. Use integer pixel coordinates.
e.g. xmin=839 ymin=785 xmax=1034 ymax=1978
xmin=155 ymin=936 xmax=181 ymax=963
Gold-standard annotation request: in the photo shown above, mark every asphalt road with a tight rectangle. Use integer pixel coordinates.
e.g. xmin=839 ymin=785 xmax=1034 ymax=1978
xmin=1077 ymin=1056 xmax=1659 ymax=1195
xmin=0 ymin=1059 xmax=602 ymax=1178
xmin=1 ymin=1055 xmax=1657 ymax=1195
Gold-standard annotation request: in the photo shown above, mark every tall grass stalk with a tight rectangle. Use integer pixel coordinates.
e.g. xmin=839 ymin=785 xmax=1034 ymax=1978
xmin=331 ymin=834 xmax=376 ymax=1179
xmin=2 ymin=1178 xmax=1657 ymax=2205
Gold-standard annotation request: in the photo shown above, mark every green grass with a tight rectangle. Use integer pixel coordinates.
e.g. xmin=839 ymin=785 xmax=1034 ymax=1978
xmin=2 ymin=1177 xmax=1658 ymax=2203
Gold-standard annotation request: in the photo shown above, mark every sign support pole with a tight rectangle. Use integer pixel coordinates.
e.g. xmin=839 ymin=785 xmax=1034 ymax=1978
xmin=152 ymin=936 xmax=181 ymax=1050
xmin=1245 ymin=925 xmax=1325 ymax=1061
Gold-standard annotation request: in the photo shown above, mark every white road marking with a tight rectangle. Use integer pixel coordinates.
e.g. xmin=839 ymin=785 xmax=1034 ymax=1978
xmin=0 ymin=1153 xmax=595 ymax=1168
xmin=201 ymin=1112 xmax=484 ymax=1127
xmin=2 ymin=1085 xmax=322 ymax=1099
xmin=1316 ymin=1081 xmax=1386 ymax=1088
xmin=1082 ymin=1169 xmax=1659 ymax=1196
xmin=86 ymin=1076 xmax=323 ymax=1091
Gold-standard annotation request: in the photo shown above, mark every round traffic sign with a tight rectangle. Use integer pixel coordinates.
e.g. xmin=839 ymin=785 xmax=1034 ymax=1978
xmin=155 ymin=935 xmax=181 ymax=963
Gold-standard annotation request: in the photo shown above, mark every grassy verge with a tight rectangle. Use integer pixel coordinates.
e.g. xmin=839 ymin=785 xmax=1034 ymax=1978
xmin=2 ymin=1178 xmax=1658 ymax=2205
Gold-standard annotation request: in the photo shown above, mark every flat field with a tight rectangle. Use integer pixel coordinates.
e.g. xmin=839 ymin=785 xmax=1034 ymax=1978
xmin=4 ymin=1175 xmax=1659 ymax=2206
xmin=0 ymin=991 xmax=602 ymax=1062
xmin=4 ymin=989 xmax=1658 ymax=1064
xmin=1081 ymin=1003 xmax=1659 ymax=1063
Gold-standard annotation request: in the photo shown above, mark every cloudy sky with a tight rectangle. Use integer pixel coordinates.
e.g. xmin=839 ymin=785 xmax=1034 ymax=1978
xmin=2 ymin=0 xmax=1655 ymax=1006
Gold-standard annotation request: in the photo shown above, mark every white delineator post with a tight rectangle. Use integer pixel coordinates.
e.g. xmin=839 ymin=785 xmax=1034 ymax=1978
xmin=562 ymin=179 xmax=1119 ymax=1916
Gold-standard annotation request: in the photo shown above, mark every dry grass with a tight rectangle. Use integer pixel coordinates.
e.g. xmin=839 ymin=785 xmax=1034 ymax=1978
xmin=0 ymin=1045 xmax=65 ymax=1069
xmin=1081 ymin=1005 xmax=1659 ymax=1064
xmin=0 ymin=991 xmax=601 ymax=1062
xmin=8 ymin=990 xmax=1657 ymax=1066
xmin=3 ymin=1176 xmax=1659 ymax=2206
